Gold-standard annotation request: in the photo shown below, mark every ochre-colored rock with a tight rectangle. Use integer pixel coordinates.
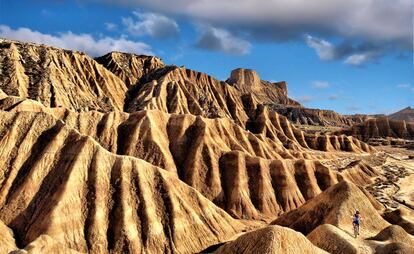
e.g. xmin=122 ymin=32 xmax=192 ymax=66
xmin=0 ymin=39 xmax=127 ymax=111
xmin=272 ymin=181 xmax=390 ymax=236
xmin=95 ymin=51 xmax=164 ymax=88
xmin=0 ymin=111 xmax=243 ymax=253
xmin=214 ymin=225 xmax=327 ymax=254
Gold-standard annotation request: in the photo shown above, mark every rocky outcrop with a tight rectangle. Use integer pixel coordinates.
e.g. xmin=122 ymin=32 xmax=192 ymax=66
xmin=271 ymin=105 xmax=358 ymax=126
xmin=126 ymin=66 xmax=250 ymax=126
xmin=227 ymin=68 xmax=300 ymax=106
xmin=272 ymin=181 xmax=390 ymax=236
xmin=0 ymin=96 xmax=376 ymax=220
xmin=214 ymin=225 xmax=327 ymax=254
xmin=0 ymin=39 xmax=127 ymax=111
xmin=340 ymin=117 xmax=414 ymax=141
xmin=95 ymin=52 xmax=164 ymax=88
xmin=389 ymin=107 xmax=414 ymax=123
xmin=0 ymin=110 xmax=243 ymax=253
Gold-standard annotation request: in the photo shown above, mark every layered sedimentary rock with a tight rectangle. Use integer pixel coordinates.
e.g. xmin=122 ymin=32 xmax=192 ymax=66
xmin=340 ymin=117 xmax=414 ymax=141
xmin=0 ymin=96 xmax=376 ymax=220
xmin=125 ymin=66 xmax=251 ymax=126
xmin=0 ymin=39 xmax=128 ymax=111
xmin=271 ymin=105 xmax=359 ymax=126
xmin=95 ymin=52 xmax=164 ymax=87
xmin=227 ymin=68 xmax=300 ymax=106
xmin=0 ymin=39 xmax=389 ymax=253
xmin=0 ymin=111 xmax=243 ymax=253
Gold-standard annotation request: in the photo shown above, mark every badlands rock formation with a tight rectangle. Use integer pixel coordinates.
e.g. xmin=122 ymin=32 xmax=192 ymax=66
xmin=95 ymin=52 xmax=164 ymax=88
xmin=0 ymin=111 xmax=242 ymax=253
xmin=0 ymin=39 xmax=411 ymax=253
xmin=271 ymin=105 xmax=361 ymax=127
xmin=0 ymin=39 xmax=127 ymax=111
xmin=389 ymin=107 xmax=414 ymax=123
xmin=340 ymin=117 xmax=414 ymax=141
xmin=226 ymin=68 xmax=300 ymax=106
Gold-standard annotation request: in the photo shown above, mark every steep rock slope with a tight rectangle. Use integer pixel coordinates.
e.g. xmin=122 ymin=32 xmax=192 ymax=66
xmin=95 ymin=52 xmax=164 ymax=88
xmin=0 ymin=110 xmax=243 ymax=253
xmin=272 ymin=181 xmax=389 ymax=236
xmin=340 ymin=117 xmax=414 ymax=141
xmin=0 ymin=96 xmax=376 ymax=220
xmin=0 ymin=39 xmax=127 ymax=111
xmin=125 ymin=66 xmax=250 ymax=126
xmin=389 ymin=107 xmax=414 ymax=123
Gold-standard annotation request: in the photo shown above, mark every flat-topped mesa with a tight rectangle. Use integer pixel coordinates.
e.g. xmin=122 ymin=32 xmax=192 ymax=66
xmin=227 ymin=68 xmax=300 ymax=106
xmin=95 ymin=51 xmax=165 ymax=88
xmin=227 ymin=68 xmax=262 ymax=90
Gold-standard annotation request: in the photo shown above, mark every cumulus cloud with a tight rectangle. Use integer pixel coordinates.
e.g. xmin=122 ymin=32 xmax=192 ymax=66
xmin=195 ymin=25 xmax=251 ymax=55
xmin=311 ymin=80 xmax=331 ymax=89
xmin=0 ymin=25 xmax=153 ymax=56
xmin=122 ymin=11 xmax=179 ymax=38
xmin=101 ymin=0 xmax=412 ymax=47
xmin=305 ymin=35 xmax=335 ymax=60
xmin=306 ymin=34 xmax=384 ymax=65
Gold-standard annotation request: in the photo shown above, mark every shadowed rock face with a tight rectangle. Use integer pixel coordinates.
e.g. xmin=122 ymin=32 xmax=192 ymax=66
xmin=95 ymin=51 xmax=164 ymax=88
xmin=0 ymin=39 xmax=128 ymax=111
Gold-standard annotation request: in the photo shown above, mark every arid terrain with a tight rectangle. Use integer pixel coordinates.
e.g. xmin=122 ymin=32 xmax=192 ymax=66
xmin=0 ymin=39 xmax=413 ymax=254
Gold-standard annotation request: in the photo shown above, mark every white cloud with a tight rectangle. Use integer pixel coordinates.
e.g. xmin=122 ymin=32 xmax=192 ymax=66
xmin=195 ymin=25 xmax=251 ymax=55
xmin=0 ymin=25 xmax=153 ymax=57
xmin=311 ymin=80 xmax=331 ymax=89
xmin=344 ymin=53 xmax=371 ymax=66
xmin=122 ymin=11 xmax=179 ymax=38
xmin=305 ymin=35 xmax=335 ymax=60
xmin=105 ymin=22 xmax=118 ymax=31
xmin=104 ymin=0 xmax=412 ymax=49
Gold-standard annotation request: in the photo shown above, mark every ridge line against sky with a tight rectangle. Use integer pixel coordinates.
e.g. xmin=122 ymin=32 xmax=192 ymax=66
xmin=0 ymin=0 xmax=412 ymax=114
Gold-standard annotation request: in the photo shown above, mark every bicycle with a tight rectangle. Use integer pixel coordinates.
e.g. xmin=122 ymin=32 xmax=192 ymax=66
xmin=353 ymin=223 xmax=360 ymax=238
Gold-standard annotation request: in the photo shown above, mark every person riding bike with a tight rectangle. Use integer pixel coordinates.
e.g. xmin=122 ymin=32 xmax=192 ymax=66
xmin=352 ymin=210 xmax=362 ymax=237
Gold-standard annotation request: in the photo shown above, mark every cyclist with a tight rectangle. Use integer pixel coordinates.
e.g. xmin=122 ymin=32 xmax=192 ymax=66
xmin=352 ymin=210 xmax=362 ymax=237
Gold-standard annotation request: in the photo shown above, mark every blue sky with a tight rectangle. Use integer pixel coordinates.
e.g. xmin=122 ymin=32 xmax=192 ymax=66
xmin=0 ymin=0 xmax=413 ymax=114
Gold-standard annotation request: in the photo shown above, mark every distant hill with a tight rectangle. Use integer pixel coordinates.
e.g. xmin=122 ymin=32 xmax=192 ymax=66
xmin=389 ymin=107 xmax=414 ymax=122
